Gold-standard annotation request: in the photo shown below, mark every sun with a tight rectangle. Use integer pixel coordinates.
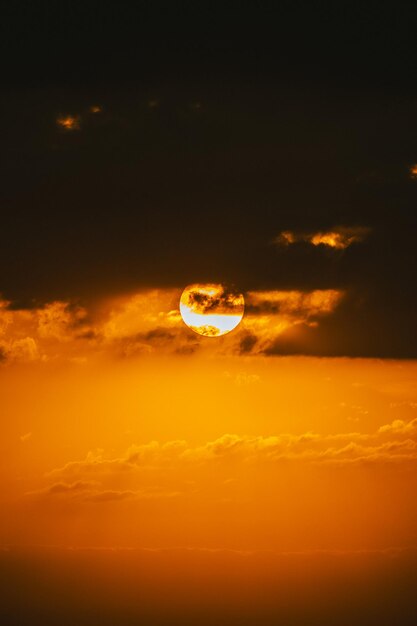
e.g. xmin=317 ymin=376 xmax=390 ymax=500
xmin=180 ymin=283 xmax=244 ymax=337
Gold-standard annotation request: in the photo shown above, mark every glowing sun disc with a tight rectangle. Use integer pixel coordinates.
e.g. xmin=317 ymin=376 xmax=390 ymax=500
xmin=180 ymin=283 xmax=244 ymax=337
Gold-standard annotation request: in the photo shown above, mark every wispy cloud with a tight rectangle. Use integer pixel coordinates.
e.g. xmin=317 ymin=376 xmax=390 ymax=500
xmin=27 ymin=479 xmax=183 ymax=503
xmin=37 ymin=418 xmax=417 ymax=504
xmin=378 ymin=418 xmax=417 ymax=435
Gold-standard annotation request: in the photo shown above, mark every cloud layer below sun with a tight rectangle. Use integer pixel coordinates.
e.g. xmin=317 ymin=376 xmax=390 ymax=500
xmin=28 ymin=416 xmax=417 ymax=506
xmin=2 ymin=336 xmax=417 ymax=553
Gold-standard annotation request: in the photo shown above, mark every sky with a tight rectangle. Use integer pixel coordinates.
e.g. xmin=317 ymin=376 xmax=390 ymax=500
xmin=1 ymin=2 xmax=417 ymax=625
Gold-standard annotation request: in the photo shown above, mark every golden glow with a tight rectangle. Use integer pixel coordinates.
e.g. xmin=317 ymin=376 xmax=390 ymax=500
xmin=180 ymin=283 xmax=244 ymax=336
xmin=410 ymin=164 xmax=417 ymax=178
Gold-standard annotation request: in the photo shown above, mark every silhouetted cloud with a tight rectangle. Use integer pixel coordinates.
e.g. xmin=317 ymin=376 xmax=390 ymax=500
xmin=1 ymin=85 xmax=416 ymax=359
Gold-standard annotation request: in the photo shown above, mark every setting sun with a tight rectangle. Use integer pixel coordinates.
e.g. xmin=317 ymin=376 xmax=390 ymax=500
xmin=179 ymin=283 xmax=244 ymax=336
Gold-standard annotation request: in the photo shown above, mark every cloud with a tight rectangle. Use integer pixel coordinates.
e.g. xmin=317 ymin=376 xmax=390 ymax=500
xmin=0 ymin=284 xmax=410 ymax=362
xmin=275 ymin=226 xmax=370 ymax=249
xmin=83 ymin=490 xmax=138 ymax=503
xmin=56 ymin=114 xmax=81 ymax=131
xmin=84 ymin=489 xmax=181 ymax=503
xmin=56 ymin=104 xmax=104 ymax=132
xmin=8 ymin=337 xmax=39 ymax=361
xmin=46 ymin=440 xmax=189 ymax=482
xmin=28 ymin=480 xmax=99 ymax=499
xmin=28 ymin=479 xmax=182 ymax=503
xmin=100 ymin=290 xmax=181 ymax=340
xmin=22 ymin=419 xmax=417 ymax=512
xmin=315 ymin=438 xmax=417 ymax=465
xmin=181 ymin=432 xmax=416 ymax=466
xmin=45 ymin=423 xmax=417 ymax=490
xmin=238 ymin=332 xmax=258 ymax=353
xmin=0 ymin=299 xmax=92 ymax=363
xmin=378 ymin=418 xmax=417 ymax=435
xmin=238 ymin=289 xmax=343 ymax=354
xmin=0 ymin=287 xmax=400 ymax=363
xmin=37 ymin=301 xmax=89 ymax=341
xmin=2 ymin=87 xmax=417 ymax=364
xmin=245 ymin=289 xmax=342 ymax=316
xmin=182 ymin=284 xmax=244 ymax=315
xmin=0 ymin=289 xmax=308 ymax=362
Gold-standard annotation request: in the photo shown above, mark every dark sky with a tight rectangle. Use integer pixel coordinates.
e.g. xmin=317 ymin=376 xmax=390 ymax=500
xmin=1 ymin=1 xmax=417 ymax=357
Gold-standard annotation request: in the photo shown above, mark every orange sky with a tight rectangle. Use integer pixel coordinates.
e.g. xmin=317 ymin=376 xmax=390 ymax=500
xmin=1 ymin=288 xmax=417 ymax=552
xmin=1 ymin=288 xmax=417 ymax=624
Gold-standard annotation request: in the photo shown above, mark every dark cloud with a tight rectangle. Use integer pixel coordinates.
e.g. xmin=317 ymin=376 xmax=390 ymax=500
xmin=263 ymin=290 xmax=417 ymax=360
xmin=0 ymin=3 xmax=416 ymax=358
xmin=239 ymin=333 xmax=258 ymax=355
xmin=185 ymin=285 xmax=243 ymax=314
xmin=144 ymin=328 xmax=176 ymax=342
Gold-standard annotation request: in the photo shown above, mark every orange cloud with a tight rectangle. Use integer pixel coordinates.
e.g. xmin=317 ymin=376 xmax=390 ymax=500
xmin=378 ymin=418 xmax=417 ymax=435
xmin=7 ymin=336 xmax=39 ymax=361
xmin=276 ymin=226 xmax=370 ymax=249
xmin=37 ymin=301 xmax=87 ymax=341
xmin=44 ymin=422 xmax=417 ymax=494
xmin=246 ymin=289 xmax=341 ymax=316
xmin=0 ymin=287 xmax=347 ymax=362
xmin=100 ymin=290 xmax=181 ymax=340
xmin=240 ymin=289 xmax=343 ymax=353
xmin=0 ymin=299 xmax=92 ymax=362
xmin=28 ymin=480 xmax=180 ymax=503
xmin=56 ymin=114 xmax=81 ymax=131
